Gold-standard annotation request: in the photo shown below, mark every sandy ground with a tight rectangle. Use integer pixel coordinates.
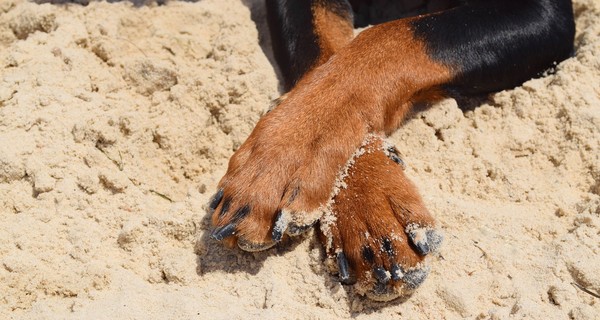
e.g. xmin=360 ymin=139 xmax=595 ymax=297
xmin=0 ymin=0 xmax=599 ymax=319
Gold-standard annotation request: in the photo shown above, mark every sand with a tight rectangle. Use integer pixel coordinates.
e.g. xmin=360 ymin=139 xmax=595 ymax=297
xmin=0 ymin=0 xmax=598 ymax=319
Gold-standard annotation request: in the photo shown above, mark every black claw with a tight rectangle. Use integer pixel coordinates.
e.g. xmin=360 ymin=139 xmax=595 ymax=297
xmin=414 ymin=241 xmax=431 ymax=255
xmin=336 ymin=252 xmax=351 ymax=284
xmin=409 ymin=229 xmax=431 ymax=255
xmin=208 ymin=189 xmax=224 ymax=212
xmin=390 ymin=154 xmax=404 ymax=166
xmin=403 ymin=268 xmax=429 ymax=289
xmin=361 ymin=246 xmax=375 ymax=264
xmin=386 ymin=146 xmax=405 ymax=168
xmin=218 ymin=197 xmax=232 ymax=217
xmin=231 ymin=205 xmax=251 ymax=222
xmin=212 ymin=205 xmax=249 ymax=241
xmin=210 ymin=223 xmax=236 ymax=241
xmin=272 ymin=210 xmax=285 ymax=242
xmin=287 ymin=220 xmax=316 ymax=236
xmin=426 ymin=229 xmax=444 ymax=253
xmin=391 ymin=264 xmax=403 ymax=281
xmin=373 ymin=267 xmax=391 ymax=284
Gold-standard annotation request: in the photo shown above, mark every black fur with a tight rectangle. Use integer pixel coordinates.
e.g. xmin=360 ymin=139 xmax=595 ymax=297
xmin=266 ymin=0 xmax=575 ymax=98
xmin=412 ymin=0 xmax=575 ymax=95
xmin=350 ymin=0 xmax=464 ymax=27
xmin=362 ymin=246 xmax=375 ymax=263
xmin=266 ymin=0 xmax=353 ymax=90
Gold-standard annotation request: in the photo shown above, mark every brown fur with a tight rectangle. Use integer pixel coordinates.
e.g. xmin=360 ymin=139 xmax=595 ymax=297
xmin=312 ymin=4 xmax=354 ymax=65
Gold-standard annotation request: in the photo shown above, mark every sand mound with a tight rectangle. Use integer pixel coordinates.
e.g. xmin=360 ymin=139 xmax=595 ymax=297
xmin=0 ymin=0 xmax=598 ymax=318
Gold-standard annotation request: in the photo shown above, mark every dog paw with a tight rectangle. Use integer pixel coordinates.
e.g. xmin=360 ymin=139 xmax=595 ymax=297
xmin=319 ymin=137 xmax=442 ymax=301
xmin=209 ymin=92 xmax=369 ymax=251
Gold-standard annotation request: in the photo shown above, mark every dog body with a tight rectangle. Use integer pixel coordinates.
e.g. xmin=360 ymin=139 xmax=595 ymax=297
xmin=210 ymin=0 xmax=575 ymax=300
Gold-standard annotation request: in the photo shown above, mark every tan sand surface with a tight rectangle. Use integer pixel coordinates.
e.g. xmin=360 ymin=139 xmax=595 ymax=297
xmin=0 ymin=0 xmax=599 ymax=319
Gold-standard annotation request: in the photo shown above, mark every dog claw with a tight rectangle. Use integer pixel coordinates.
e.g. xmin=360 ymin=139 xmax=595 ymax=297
xmin=336 ymin=252 xmax=351 ymax=284
xmin=219 ymin=198 xmax=232 ymax=217
xmin=212 ymin=206 xmax=252 ymax=241
xmin=286 ymin=220 xmax=316 ymax=236
xmin=403 ymin=267 xmax=429 ymax=289
xmin=407 ymin=225 xmax=443 ymax=255
xmin=211 ymin=223 xmax=236 ymax=241
xmin=208 ymin=189 xmax=224 ymax=213
xmin=230 ymin=205 xmax=251 ymax=222
xmin=373 ymin=267 xmax=391 ymax=284
xmin=386 ymin=146 xmax=405 ymax=168
xmin=408 ymin=226 xmax=444 ymax=255
xmin=391 ymin=264 xmax=404 ymax=281
xmin=413 ymin=240 xmax=431 ymax=255
xmin=389 ymin=154 xmax=404 ymax=167
xmin=426 ymin=229 xmax=444 ymax=253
